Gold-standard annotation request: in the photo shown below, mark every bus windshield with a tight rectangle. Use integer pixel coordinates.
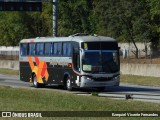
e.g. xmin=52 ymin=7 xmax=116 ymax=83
xmin=82 ymin=51 xmax=119 ymax=73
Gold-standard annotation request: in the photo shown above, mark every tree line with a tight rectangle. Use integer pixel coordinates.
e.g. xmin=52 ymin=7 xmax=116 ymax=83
xmin=0 ymin=0 xmax=159 ymax=57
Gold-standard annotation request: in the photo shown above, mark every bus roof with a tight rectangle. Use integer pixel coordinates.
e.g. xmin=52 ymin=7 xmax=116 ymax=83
xmin=20 ymin=35 xmax=117 ymax=43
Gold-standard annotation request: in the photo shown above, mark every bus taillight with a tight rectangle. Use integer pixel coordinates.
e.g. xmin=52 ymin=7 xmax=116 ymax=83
xmin=68 ymin=63 xmax=72 ymax=68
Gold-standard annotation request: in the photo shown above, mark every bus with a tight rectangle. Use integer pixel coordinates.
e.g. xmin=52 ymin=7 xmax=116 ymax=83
xmin=19 ymin=34 xmax=120 ymax=91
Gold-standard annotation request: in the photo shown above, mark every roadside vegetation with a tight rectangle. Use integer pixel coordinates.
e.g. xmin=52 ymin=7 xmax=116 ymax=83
xmin=0 ymin=86 xmax=160 ymax=120
xmin=0 ymin=68 xmax=19 ymax=75
xmin=120 ymin=74 xmax=160 ymax=86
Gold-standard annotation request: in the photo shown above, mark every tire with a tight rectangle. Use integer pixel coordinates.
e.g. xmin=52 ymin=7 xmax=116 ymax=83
xmin=66 ymin=77 xmax=73 ymax=91
xmin=33 ymin=74 xmax=41 ymax=88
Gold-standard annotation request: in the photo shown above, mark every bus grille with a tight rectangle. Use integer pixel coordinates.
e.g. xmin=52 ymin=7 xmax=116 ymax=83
xmin=94 ymin=77 xmax=112 ymax=81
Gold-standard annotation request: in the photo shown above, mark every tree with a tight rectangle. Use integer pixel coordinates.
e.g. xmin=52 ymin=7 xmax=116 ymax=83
xmin=0 ymin=3 xmax=53 ymax=46
xmin=58 ymin=0 xmax=92 ymax=36
xmin=92 ymin=0 xmax=138 ymax=58
xmin=0 ymin=12 xmax=30 ymax=46
xmin=0 ymin=0 xmax=159 ymax=51
xmin=92 ymin=0 xmax=159 ymax=58
xmin=147 ymin=0 xmax=160 ymax=56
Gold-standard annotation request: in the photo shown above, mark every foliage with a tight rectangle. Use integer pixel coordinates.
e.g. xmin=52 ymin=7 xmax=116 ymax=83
xmin=0 ymin=12 xmax=30 ymax=46
xmin=58 ymin=0 xmax=92 ymax=36
xmin=0 ymin=0 xmax=159 ymax=47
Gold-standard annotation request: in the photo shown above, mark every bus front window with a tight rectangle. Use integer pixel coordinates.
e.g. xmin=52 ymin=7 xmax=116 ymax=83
xmin=82 ymin=51 xmax=119 ymax=73
xmin=82 ymin=51 xmax=102 ymax=73
xmin=102 ymin=51 xmax=119 ymax=73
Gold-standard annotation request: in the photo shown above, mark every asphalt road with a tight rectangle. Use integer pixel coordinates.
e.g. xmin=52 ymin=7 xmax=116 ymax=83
xmin=0 ymin=74 xmax=32 ymax=88
xmin=0 ymin=74 xmax=160 ymax=103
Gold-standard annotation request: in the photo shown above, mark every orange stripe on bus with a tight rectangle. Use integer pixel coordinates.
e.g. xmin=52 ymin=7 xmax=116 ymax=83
xmin=30 ymin=40 xmax=34 ymax=43
xmin=41 ymin=62 xmax=47 ymax=77
xmin=36 ymin=61 xmax=44 ymax=81
xmin=28 ymin=56 xmax=34 ymax=70
xmin=35 ymin=56 xmax=40 ymax=66
xmin=23 ymin=40 xmax=27 ymax=43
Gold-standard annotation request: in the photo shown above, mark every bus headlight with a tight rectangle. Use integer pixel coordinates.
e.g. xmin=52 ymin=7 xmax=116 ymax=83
xmin=83 ymin=76 xmax=92 ymax=80
xmin=114 ymin=75 xmax=120 ymax=80
xmin=87 ymin=77 xmax=91 ymax=80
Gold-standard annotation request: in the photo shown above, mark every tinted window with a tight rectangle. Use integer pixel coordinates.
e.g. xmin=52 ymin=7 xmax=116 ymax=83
xmin=101 ymin=42 xmax=118 ymax=50
xmin=45 ymin=42 xmax=52 ymax=56
xmin=63 ymin=42 xmax=71 ymax=56
xmin=37 ymin=43 xmax=44 ymax=56
xmin=81 ymin=42 xmax=118 ymax=50
xmin=54 ymin=42 xmax=62 ymax=56
xmin=82 ymin=42 xmax=100 ymax=50
xmin=29 ymin=43 xmax=36 ymax=55
xmin=20 ymin=43 xmax=28 ymax=56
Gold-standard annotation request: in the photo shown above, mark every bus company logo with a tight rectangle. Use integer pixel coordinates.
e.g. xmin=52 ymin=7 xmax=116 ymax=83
xmin=2 ymin=112 xmax=11 ymax=117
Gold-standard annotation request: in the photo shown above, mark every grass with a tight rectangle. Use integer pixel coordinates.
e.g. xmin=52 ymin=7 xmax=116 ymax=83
xmin=0 ymin=86 xmax=160 ymax=120
xmin=0 ymin=68 xmax=19 ymax=75
xmin=121 ymin=74 xmax=160 ymax=86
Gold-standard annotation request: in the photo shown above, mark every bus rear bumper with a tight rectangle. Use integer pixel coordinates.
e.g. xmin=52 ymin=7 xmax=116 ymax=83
xmin=79 ymin=76 xmax=120 ymax=88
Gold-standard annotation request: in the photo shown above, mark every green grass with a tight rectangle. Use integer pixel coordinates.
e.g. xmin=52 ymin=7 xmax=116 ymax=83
xmin=3 ymin=85 xmax=160 ymax=111
xmin=0 ymin=68 xmax=19 ymax=75
xmin=0 ymin=86 xmax=160 ymax=120
xmin=121 ymin=74 xmax=160 ymax=86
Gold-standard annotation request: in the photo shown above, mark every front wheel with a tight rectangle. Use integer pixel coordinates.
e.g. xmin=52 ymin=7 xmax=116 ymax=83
xmin=66 ymin=77 xmax=73 ymax=91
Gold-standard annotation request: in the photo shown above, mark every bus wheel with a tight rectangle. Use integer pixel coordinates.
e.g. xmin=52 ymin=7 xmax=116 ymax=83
xmin=66 ymin=77 xmax=73 ymax=91
xmin=33 ymin=74 xmax=41 ymax=88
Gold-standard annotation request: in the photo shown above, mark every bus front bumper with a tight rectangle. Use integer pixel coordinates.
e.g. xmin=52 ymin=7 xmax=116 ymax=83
xmin=79 ymin=76 xmax=120 ymax=88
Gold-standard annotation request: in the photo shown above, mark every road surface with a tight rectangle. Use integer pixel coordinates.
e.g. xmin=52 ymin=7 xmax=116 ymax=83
xmin=0 ymin=74 xmax=160 ymax=103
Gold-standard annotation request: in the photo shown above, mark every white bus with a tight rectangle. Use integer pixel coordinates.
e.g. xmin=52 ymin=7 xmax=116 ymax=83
xmin=19 ymin=34 xmax=120 ymax=91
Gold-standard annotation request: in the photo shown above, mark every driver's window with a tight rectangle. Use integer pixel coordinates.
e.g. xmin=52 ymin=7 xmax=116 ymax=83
xmin=72 ymin=42 xmax=80 ymax=72
xmin=73 ymin=52 xmax=80 ymax=71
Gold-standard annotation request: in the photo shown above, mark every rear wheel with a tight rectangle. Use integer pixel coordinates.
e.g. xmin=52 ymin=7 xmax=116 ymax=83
xmin=33 ymin=74 xmax=42 ymax=88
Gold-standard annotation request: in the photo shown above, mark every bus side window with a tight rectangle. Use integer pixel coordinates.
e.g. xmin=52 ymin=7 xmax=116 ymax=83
xmin=37 ymin=43 xmax=44 ymax=56
xmin=67 ymin=43 xmax=71 ymax=56
xmin=54 ymin=42 xmax=62 ymax=56
xmin=54 ymin=43 xmax=58 ymax=55
xmin=29 ymin=43 xmax=36 ymax=56
xmin=52 ymin=43 xmax=54 ymax=55
xmin=63 ymin=42 xmax=71 ymax=56
xmin=44 ymin=42 xmax=52 ymax=56
xmin=20 ymin=43 xmax=28 ymax=56
xmin=63 ymin=43 xmax=67 ymax=56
